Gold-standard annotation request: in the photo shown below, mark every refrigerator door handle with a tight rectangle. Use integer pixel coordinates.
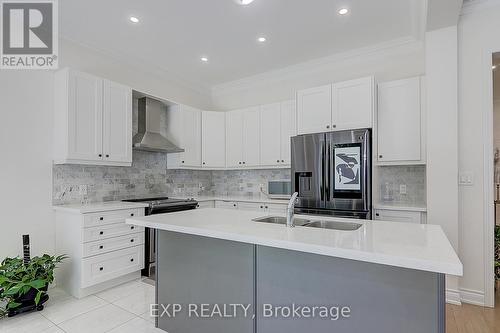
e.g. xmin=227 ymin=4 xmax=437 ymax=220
xmin=326 ymin=141 xmax=331 ymax=201
xmin=320 ymin=141 xmax=325 ymax=201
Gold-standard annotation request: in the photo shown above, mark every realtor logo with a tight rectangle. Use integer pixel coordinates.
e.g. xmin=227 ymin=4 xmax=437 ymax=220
xmin=1 ymin=0 xmax=58 ymax=69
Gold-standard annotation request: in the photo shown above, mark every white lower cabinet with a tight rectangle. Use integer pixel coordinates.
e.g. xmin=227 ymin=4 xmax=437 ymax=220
xmin=196 ymin=201 xmax=215 ymax=209
xmin=215 ymin=201 xmax=239 ymax=209
xmin=55 ymin=207 xmax=145 ymax=298
xmin=374 ymin=209 xmax=426 ymax=224
xmin=215 ymin=200 xmax=287 ymax=214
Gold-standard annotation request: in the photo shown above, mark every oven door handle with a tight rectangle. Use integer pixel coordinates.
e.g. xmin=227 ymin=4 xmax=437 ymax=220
xmin=320 ymin=141 xmax=325 ymax=201
xmin=326 ymin=141 xmax=331 ymax=202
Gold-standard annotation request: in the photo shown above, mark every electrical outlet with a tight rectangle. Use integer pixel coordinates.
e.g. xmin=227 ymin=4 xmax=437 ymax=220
xmin=399 ymin=184 xmax=407 ymax=195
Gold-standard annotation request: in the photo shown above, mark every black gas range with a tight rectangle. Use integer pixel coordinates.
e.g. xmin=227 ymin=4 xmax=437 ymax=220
xmin=122 ymin=196 xmax=198 ymax=278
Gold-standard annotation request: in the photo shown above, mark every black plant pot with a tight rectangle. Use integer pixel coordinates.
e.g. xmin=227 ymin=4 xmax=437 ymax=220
xmin=7 ymin=286 xmax=49 ymax=317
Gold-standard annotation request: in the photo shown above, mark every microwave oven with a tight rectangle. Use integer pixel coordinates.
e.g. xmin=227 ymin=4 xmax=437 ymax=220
xmin=267 ymin=180 xmax=292 ymax=199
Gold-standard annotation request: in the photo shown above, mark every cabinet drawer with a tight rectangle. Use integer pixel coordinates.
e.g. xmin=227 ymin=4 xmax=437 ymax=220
xmin=83 ymin=209 xmax=143 ymax=228
xmin=83 ymin=223 xmax=143 ymax=243
xmin=83 ymin=232 xmax=145 ymax=258
xmin=374 ymin=209 xmax=423 ymax=224
xmin=81 ymin=245 xmax=144 ymax=288
xmin=196 ymin=201 xmax=214 ymax=209
xmin=215 ymin=201 xmax=238 ymax=209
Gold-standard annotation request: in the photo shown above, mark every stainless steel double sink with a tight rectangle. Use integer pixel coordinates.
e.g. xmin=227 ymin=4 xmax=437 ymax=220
xmin=252 ymin=216 xmax=363 ymax=231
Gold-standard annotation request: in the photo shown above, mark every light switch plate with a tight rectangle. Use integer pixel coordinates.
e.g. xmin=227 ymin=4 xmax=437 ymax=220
xmin=399 ymin=184 xmax=407 ymax=195
xmin=459 ymin=172 xmax=474 ymax=186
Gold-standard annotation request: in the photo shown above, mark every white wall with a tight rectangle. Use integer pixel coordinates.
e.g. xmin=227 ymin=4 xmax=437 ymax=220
xmin=457 ymin=2 xmax=500 ymax=306
xmin=0 ymin=39 xmax=213 ymax=259
xmin=211 ymin=38 xmax=425 ymax=110
xmin=425 ymin=26 xmax=460 ymax=300
xmin=0 ymin=71 xmax=55 ymax=257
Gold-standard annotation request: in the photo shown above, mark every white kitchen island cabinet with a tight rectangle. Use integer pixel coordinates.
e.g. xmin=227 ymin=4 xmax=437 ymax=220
xmin=128 ymin=208 xmax=462 ymax=333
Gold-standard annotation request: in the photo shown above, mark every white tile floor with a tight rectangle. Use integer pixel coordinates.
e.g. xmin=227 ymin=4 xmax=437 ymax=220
xmin=0 ymin=279 xmax=163 ymax=333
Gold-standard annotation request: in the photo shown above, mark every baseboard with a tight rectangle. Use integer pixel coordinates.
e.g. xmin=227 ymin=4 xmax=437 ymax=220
xmin=446 ymin=289 xmax=462 ymax=305
xmin=460 ymin=288 xmax=485 ymax=306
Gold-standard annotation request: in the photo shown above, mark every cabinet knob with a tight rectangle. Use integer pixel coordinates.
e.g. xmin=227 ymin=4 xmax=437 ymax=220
xmin=239 ymin=162 xmax=242 ymax=165
xmin=131 ymin=239 xmax=134 ymax=243
xmin=130 ymin=258 xmax=134 ymax=262
xmin=99 ymin=231 xmax=104 ymax=235
xmin=181 ymin=161 xmax=185 ymax=164
xmin=281 ymin=160 xmax=284 ymax=163
xmin=260 ymin=206 xmax=263 ymax=209
xmin=196 ymin=204 xmax=200 ymax=208
xmin=130 ymin=213 xmax=134 ymax=217
xmin=375 ymin=213 xmax=380 ymax=217
xmin=98 ymin=154 xmax=102 ymax=157
xmin=99 ymin=217 xmax=104 ymax=221
xmin=99 ymin=267 xmax=104 ymax=271
xmin=379 ymin=155 xmax=383 ymax=159
xmin=105 ymin=154 xmax=109 ymax=158
xmin=277 ymin=159 xmax=280 ymax=163
xmin=130 ymin=226 xmax=134 ymax=230
xmin=332 ymin=125 xmax=336 ymax=128
xmin=326 ymin=125 xmax=330 ymax=129
xmin=203 ymin=162 xmax=206 ymax=165
xmin=233 ymin=204 xmax=237 ymax=207
xmin=265 ymin=206 xmax=268 ymax=209
xmin=242 ymin=162 xmax=246 ymax=164
xmin=99 ymin=245 xmax=103 ymax=249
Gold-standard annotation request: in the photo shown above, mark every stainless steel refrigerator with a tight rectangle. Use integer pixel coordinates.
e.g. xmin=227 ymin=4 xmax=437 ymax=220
xmin=291 ymin=129 xmax=372 ymax=219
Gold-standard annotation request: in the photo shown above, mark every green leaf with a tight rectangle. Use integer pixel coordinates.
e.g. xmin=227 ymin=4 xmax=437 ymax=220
xmin=29 ymin=279 xmax=46 ymax=289
xmin=7 ymin=301 xmax=22 ymax=309
xmin=34 ymin=290 xmax=43 ymax=305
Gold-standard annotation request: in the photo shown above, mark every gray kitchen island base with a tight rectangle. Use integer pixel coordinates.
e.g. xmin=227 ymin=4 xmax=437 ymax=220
xmin=156 ymin=230 xmax=445 ymax=333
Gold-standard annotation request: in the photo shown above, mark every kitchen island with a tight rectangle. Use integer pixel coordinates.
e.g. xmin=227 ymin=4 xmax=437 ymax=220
xmin=127 ymin=208 xmax=462 ymax=333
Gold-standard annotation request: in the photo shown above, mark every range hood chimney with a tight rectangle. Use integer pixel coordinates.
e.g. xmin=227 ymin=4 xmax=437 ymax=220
xmin=133 ymin=97 xmax=184 ymax=153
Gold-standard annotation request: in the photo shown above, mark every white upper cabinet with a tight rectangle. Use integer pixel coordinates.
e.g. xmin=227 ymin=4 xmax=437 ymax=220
xmin=332 ymin=77 xmax=374 ymax=130
xmin=296 ymin=84 xmax=332 ymax=134
xmin=226 ymin=110 xmax=244 ymax=167
xmin=242 ymin=108 xmax=260 ymax=167
xmin=280 ymin=100 xmax=296 ymax=164
xmin=296 ymin=77 xmax=374 ymax=135
xmin=166 ymin=105 xmax=202 ymax=168
xmin=103 ymin=80 xmax=132 ymax=164
xmin=54 ymin=69 xmax=132 ymax=166
xmin=202 ymin=111 xmax=226 ymax=168
xmin=226 ymin=107 xmax=260 ymax=168
xmin=260 ymin=103 xmax=282 ymax=166
xmin=377 ymin=77 xmax=423 ymax=163
xmin=260 ymin=100 xmax=296 ymax=166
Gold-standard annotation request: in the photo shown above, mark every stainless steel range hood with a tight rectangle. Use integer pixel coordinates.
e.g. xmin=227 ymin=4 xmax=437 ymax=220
xmin=133 ymin=97 xmax=184 ymax=153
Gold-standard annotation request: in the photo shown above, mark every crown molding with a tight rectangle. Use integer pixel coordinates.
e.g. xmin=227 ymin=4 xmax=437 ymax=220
xmin=212 ymin=37 xmax=423 ymax=96
xmin=461 ymin=0 xmax=500 ymax=16
xmin=59 ymin=35 xmax=212 ymax=100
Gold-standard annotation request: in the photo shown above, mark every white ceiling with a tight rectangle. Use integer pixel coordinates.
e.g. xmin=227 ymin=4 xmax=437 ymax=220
xmin=60 ymin=0 xmax=424 ymax=88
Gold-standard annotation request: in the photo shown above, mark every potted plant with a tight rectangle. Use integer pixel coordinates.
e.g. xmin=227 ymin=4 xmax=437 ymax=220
xmin=0 ymin=254 xmax=66 ymax=318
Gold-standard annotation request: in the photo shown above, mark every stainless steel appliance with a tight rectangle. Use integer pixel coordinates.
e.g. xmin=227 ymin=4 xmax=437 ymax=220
xmin=122 ymin=197 xmax=198 ymax=278
xmin=291 ymin=129 xmax=372 ymax=219
xmin=267 ymin=180 xmax=292 ymax=199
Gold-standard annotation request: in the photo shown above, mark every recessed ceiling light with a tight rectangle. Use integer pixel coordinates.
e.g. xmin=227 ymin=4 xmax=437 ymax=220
xmin=129 ymin=16 xmax=139 ymax=23
xmin=234 ymin=0 xmax=255 ymax=5
xmin=257 ymin=36 xmax=267 ymax=43
xmin=338 ymin=8 xmax=349 ymax=15
xmin=200 ymin=57 xmax=209 ymax=63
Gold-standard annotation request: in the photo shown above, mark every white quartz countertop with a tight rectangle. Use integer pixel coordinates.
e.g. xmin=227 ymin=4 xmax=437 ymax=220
xmin=176 ymin=195 xmax=290 ymax=205
xmin=53 ymin=201 xmax=149 ymax=214
xmin=126 ymin=208 xmax=463 ymax=276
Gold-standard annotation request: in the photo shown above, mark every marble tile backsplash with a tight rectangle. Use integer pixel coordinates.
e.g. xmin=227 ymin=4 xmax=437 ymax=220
xmin=377 ymin=165 xmax=426 ymax=206
xmin=52 ymin=151 xmax=291 ymax=205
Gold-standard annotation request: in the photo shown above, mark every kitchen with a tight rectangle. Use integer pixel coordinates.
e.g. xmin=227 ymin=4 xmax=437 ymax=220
xmin=0 ymin=0 xmax=498 ymax=332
